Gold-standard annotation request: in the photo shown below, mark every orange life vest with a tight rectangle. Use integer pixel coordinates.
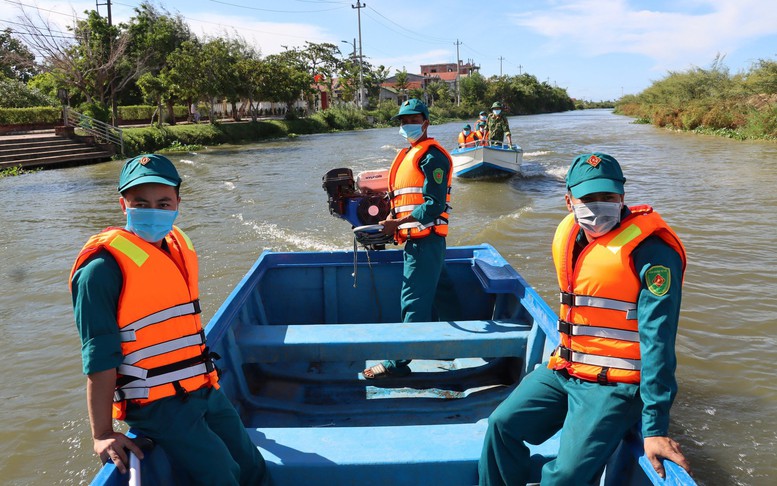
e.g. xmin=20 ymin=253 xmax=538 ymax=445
xmin=548 ymin=205 xmax=686 ymax=384
xmin=70 ymin=227 xmax=218 ymax=419
xmin=388 ymin=138 xmax=452 ymax=244
xmin=458 ymin=131 xmax=481 ymax=148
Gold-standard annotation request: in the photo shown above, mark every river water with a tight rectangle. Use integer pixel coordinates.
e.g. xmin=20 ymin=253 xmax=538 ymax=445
xmin=1 ymin=109 xmax=775 ymax=485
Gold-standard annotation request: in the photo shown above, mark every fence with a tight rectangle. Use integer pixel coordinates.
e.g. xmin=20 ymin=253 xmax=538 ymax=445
xmin=63 ymin=106 xmax=124 ymax=156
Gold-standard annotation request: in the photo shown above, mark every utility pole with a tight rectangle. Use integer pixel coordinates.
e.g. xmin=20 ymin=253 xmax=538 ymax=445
xmin=517 ymin=64 xmax=522 ymax=75
xmin=498 ymin=56 xmax=505 ymax=76
xmin=95 ymin=0 xmax=113 ymax=26
xmin=454 ymin=39 xmax=462 ymax=105
xmin=352 ymin=1 xmax=366 ymax=110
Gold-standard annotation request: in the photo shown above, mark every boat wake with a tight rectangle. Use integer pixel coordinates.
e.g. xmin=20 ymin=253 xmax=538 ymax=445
xmin=233 ymin=213 xmax=343 ymax=252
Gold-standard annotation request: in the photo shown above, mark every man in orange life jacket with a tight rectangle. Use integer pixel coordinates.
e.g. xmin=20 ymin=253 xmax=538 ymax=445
xmin=362 ymin=98 xmax=454 ymax=379
xmin=70 ymin=154 xmax=269 ymax=485
xmin=458 ymin=123 xmax=481 ymax=148
xmin=478 ymin=153 xmax=692 ymax=485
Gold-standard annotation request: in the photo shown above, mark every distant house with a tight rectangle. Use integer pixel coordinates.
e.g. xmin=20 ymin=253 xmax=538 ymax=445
xmin=421 ymin=60 xmax=481 ymax=94
xmin=379 ymin=86 xmax=401 ymax=104
xmin=381 ymin=72 xmax=429 ymax=103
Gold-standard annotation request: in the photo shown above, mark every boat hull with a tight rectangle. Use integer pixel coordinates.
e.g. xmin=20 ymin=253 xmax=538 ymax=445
xmin=451 ymin=144 xmax=524 ymax=178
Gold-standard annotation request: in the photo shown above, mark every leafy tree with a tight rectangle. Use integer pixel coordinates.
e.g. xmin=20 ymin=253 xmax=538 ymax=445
xmin=744 ymin=59 xmax=777 ymax=95
xmin=394 ymin=69 xmax=410 ymax=99
xmin=426 ymin=80 xmax=450 ymax=106
xmin=0 ymin=28 xmax=37 ymax=82
xmin=164 ymin=39 xmax=208 ymax=121
xmin=0 ymin=77 xmax=56 ymax=107
xmin=459 ymin=71 xmax=487 ymax=106
xmin=297 ymin=42 xmax=342 ymax=109
xmin=362 ymin=62 xmax=390 ymax=107
xmin=124 ymin=2 xmax=195 ymax=122
xmin=136 ymin=71 xmax=166 ymax=125
xmin=258 ymin=52 xmax=312 ymax=116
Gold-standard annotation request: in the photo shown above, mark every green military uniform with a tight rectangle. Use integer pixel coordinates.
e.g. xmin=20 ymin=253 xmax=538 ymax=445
xmin=486 ymin=113 xmax=511 ymax=145
xmin=387 ymin=144 xmax=454 ymax=371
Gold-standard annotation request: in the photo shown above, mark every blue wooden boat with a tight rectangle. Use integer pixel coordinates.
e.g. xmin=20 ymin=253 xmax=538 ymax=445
xmin=90 ymin=244 xmax=695 ymax=485
xmin=451 ymin=142 xmax=524 ymax=178
xmin=90 ymin=169 xmax=695 ymax=485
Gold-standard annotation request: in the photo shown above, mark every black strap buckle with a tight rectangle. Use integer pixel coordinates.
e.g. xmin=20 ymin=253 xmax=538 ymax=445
xmin=597 ymin=368 xmax=612 ymax=386
xmin=557 ymin=319 xmax=572 ymax=335
xmin=191 ymin=298 xmax=201 ymax=314
xmin=558 ymin=346 xmax=572 ymax=361
xmin=560 ymin=291 xmax=575 ymax=306
xmin=172 ymin=381 xmax=189 ymax=402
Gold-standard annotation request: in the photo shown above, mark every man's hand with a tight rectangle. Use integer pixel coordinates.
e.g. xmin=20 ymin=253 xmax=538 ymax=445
xmin=643 ymin=435 xmax=692 ymax=478
xmin=94 ymin=431 xmax=144 ymax=474
xmin=379 ymin=216 xmax=401 ymax=236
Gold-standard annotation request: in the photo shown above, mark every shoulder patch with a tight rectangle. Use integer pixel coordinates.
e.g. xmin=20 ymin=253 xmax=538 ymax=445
xmin=645 ymin=265 xmax=671 ymax=296
xmin=433 ymin=168 xmax=444 ymax=184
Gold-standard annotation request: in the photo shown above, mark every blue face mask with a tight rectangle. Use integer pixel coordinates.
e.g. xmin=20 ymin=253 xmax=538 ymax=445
xmin=463 ymin=129 xmax=471 ymax=135
xmin=493 ymin=109 xmax=502 ymax=115
xmin=125 ymin=207 xmax=179 ymax=243
xmin=399 ymin=123 xmax=425 ymax=143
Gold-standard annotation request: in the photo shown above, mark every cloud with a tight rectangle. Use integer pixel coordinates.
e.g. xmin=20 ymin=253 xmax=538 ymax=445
xmin=508 ymin=0 xmax=777 ymax=69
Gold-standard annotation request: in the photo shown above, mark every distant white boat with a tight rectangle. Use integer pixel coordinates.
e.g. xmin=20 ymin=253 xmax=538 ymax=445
xmin=451 ymin=142 xmax=524 ymax=179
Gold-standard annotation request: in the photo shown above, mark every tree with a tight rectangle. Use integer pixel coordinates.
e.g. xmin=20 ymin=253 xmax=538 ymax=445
xmin=136 ymin=71 xmax=166 ymax=125
xmin=460 ymin=71 xmax=488 ymax=106
xmin=0 ymin=28 xmax=37 ymax=82
xmin=124 ymin=2 xmax=195 ymax=122
xmin=394 ymin=69 xmax=410 ymax=100
xmin=164 ymin=39 xmax=207 ymax=121
xmin=297 ymin=42 xmax=342 ymax=110
xmin=258 ymin=52 xmax=311 ymax=116
xmin=13 ymin=6 xmax=148 ymax=124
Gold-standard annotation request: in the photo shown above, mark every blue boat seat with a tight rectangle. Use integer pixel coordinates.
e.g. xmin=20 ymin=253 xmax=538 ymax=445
xmin=472 ymin=257 xmax=522 ymax=293
xmin=248 ymin=421 xmax=559 ymax=485
xmin=237 ymin=319 xmax=531 ymax=363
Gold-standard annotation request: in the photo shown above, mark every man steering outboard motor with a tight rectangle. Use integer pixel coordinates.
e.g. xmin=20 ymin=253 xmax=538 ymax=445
xmin=322 ymin=167 xmax=393 ymax=250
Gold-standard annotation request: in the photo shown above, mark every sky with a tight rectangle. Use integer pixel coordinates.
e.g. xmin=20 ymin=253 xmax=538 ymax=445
xmin=2 ymin=0 xmax=776 ymax=101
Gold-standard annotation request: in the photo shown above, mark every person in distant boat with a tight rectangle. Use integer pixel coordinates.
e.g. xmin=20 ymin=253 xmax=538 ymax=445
xmin=479 ymin=153 xmax=692 ymax=485
xmin=485 ymin=101 xmax=512 ymax=147
xmin=475 ymin=121 xmax=488 ymax=145
xmin=363 ymin=99 xmax=453 ymax=379
xmin=458 ymin=123 xmax=481 ymax=148
xmin=478 ymin=110 xmax=488 ymax=124
xmin=70 ymin=154 xmax=269 ymax=485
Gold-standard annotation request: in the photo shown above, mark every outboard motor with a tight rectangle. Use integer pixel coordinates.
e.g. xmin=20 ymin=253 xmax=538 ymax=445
xmin=322 ymin=167 xmax=393 ymax=250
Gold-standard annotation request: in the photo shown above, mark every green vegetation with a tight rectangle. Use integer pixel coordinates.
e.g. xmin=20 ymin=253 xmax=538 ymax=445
xmin=0 ymin=165 xmax=39 ymax=178
xmin=615 ymin=56 xmax=777 ymax=140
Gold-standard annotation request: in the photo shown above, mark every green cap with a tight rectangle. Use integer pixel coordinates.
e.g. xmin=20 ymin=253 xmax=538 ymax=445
xmin=491 ymin=101 xmax=503 ymax=109
xmin=565 ymin=153 xmax=626 ymax=198
xmin=463 ymin=124 xmax=471 ymax=130
xmin=391 ymin=98 xmax=429 ymax=120
xmin=477 ymin=121 xmax=486 ymax=128
xmin=118 ymin=154 xmax=181 ymax=193
xmin=479 ymin=111 xmax=487 ymax=115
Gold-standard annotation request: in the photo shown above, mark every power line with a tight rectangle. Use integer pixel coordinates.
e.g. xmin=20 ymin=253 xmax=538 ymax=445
xmin=205 ymin=0 xmax=346 ymax=14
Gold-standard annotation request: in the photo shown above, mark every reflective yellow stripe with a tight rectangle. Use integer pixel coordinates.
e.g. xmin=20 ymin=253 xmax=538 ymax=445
xmin=176 ymin=227 xmax=195 ymax=251
xmin=607 ymin=224 xmax=642 ymax=253
xmin=109 ymin=234 xmax=149 ymax=267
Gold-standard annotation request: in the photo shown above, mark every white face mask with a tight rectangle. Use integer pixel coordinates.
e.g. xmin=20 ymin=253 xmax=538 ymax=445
xmin=572 ymin=201 xmax=623 ymax=238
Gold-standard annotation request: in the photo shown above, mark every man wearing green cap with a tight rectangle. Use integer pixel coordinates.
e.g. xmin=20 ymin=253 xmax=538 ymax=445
xmin=363 ymin=99 xmax=454 ymax=379
xmin=70 ymin=154 xmax=269 ymax=485
xmin=458 ymin=123 xmax=481 ymax=148
xmin=479 ymin=153 xmax=692 ymax=484
xmin=485 ymin=101 xmax=512 ymax=147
